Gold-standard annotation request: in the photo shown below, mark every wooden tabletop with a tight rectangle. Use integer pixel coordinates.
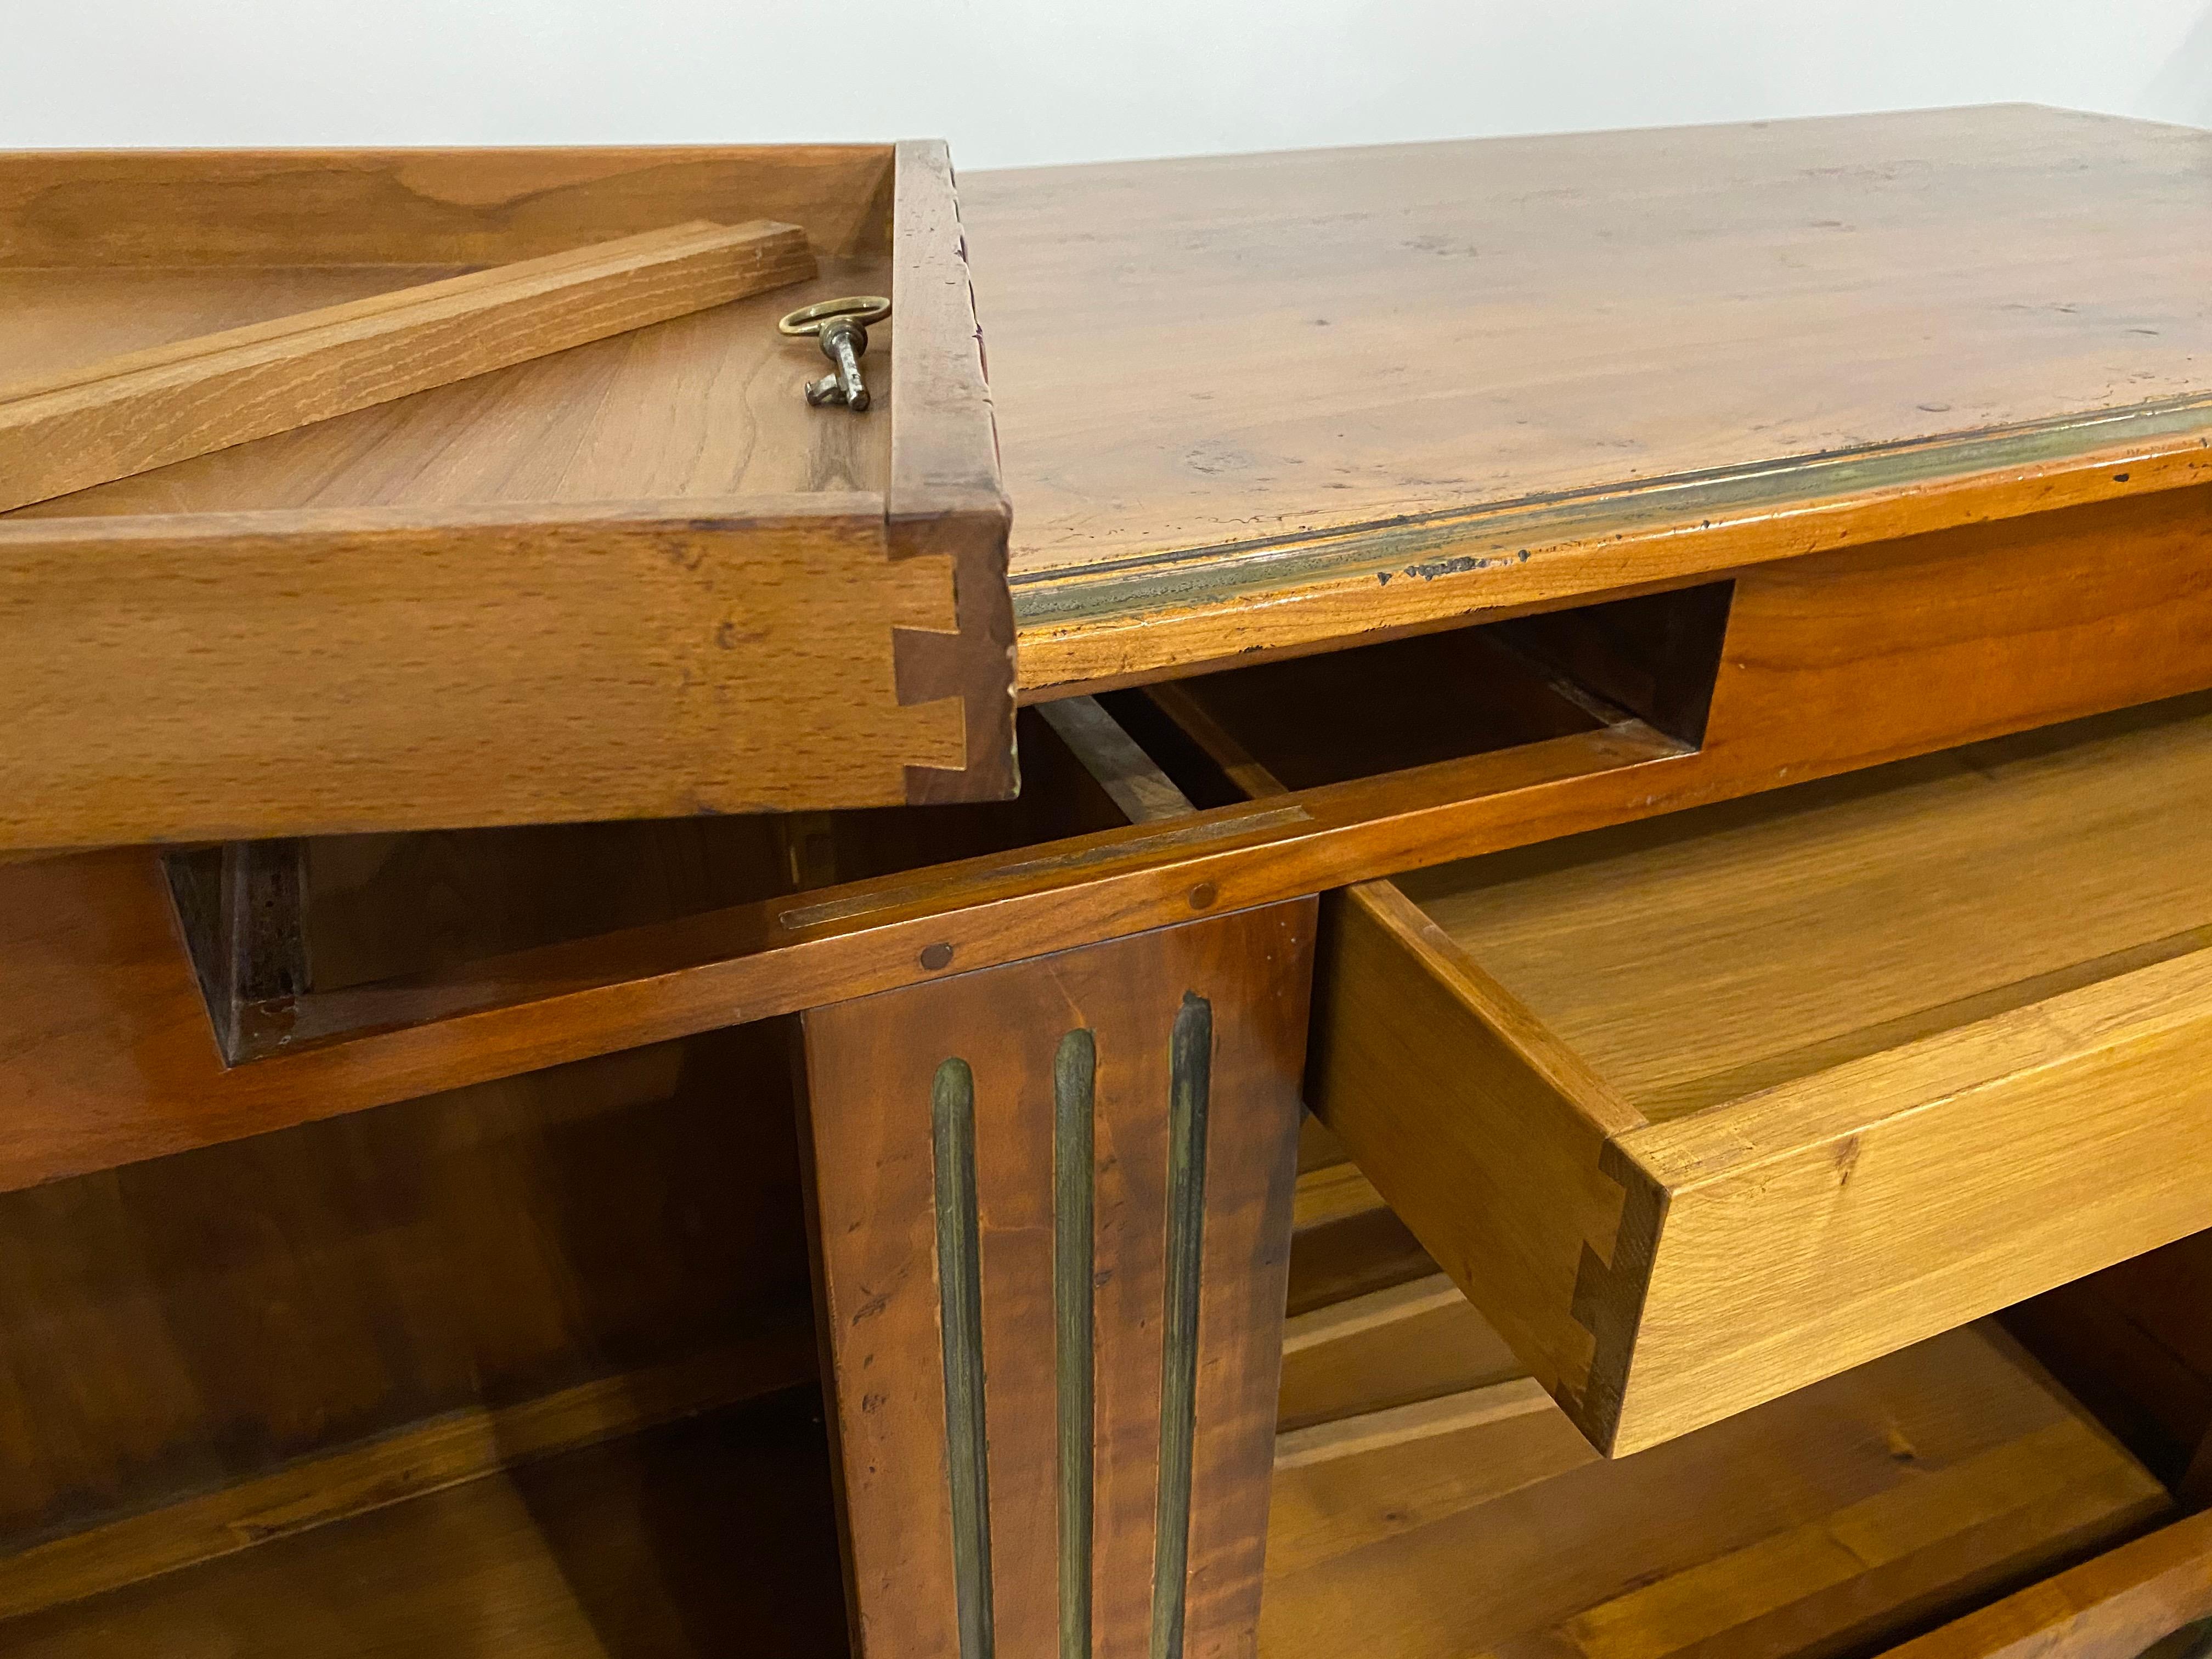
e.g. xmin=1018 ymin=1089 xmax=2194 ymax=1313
xmin=969 ymin=105 xmax=2212 ymax=696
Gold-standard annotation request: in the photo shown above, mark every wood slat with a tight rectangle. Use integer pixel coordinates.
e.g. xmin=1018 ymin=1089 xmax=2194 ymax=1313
xmin=0 ymin=495 xmax=965 ymax=849
xmin=1279 ymin=1275 xmax=1527 ymax=1433
xmin=1274 ymin=1378 xmax=1558 ymax=1471
xmin=884 ymin=138 xmax=1018 ymax=805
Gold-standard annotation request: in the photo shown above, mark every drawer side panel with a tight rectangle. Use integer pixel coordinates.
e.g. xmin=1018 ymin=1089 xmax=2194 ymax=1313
xmin=1308 ymin=881 xmax=1658 ymax=1448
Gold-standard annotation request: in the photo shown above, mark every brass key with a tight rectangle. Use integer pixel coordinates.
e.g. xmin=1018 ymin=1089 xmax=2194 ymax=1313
xmin=778 ymin=295 xmax=891 ymax=412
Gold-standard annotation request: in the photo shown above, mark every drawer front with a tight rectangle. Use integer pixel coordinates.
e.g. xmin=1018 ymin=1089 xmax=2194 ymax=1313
xmin=1309 ymin=696 xmax=2212 ymax=1457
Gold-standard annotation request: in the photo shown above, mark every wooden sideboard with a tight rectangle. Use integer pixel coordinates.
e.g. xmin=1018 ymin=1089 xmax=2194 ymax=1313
xmin=5 ymin=104 xmax=2212 ymax=1659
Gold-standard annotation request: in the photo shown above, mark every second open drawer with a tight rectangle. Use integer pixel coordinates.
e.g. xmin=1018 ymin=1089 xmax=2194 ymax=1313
xmin=1127 ymin=633 xmax=2212 ymax=1457
xmin=1319 ymin=693 xmax=2212 ymax=1454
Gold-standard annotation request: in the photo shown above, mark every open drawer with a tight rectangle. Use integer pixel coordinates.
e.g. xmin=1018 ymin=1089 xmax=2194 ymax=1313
xmin=0 ymin=140 xmax=1012 ymax=851
xmin=1134 ymin=631 xmax=2212 ymax=1455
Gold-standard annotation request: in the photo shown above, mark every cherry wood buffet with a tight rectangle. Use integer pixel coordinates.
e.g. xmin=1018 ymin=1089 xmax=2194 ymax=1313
xmin=4 ymin=105 xmax=2212 ymax=1659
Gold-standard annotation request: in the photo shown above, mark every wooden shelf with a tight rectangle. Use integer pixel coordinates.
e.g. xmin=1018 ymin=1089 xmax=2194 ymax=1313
xmin=1268 ymin=1285 xmax=2169 ymax=1659
xmin=0 ymin=1387 xmax=849 ymax=1658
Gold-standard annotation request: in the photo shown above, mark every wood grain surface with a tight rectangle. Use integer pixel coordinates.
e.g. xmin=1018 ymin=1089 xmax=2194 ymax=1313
xmin=0 ymin=496 xmax=967 ymax=846
xmin=957 ymin=105 xmax=2212 ymax=691
xmin=1402 ymin=696 xmax=2212 ymax=1121
xmin=800 ymin=903 xmax=1312 ymax=1659
xmin=0 ymin=145 xmax=899 ymax=267
xmin=1311 ymin=879 xmax=1652 ymax=1442
xmin=1261 ymin=1324 xmax=2168 ymax=1659
xmin=0 ymin=1333 xmax=812 ymax=1623
xmin=0 ymin=219 xmax=815 ymax=513
xmin=0 ymin=146 xmax=900 ymax=515
xmin=885 ymin=139 xmax=1018 ymax=805
xmin=1279 ymin=1275 xmax=1525 ymax=1432
xmin=0 ymin=256 xmax=895 ymax=514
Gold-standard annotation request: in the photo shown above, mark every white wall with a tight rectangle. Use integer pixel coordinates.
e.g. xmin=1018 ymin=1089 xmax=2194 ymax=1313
xmin=3 ymin=1 xmax=2210 ymax=168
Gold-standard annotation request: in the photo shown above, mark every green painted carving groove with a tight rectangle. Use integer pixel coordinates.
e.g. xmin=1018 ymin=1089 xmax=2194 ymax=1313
xmin=1151 ymin=993 xmax=1214 ymax=1659
xmin=933 ymin=1056 xmax=995 ymax=1659
xmin=1054 ymin=1028 xmax=1098 ymax=1659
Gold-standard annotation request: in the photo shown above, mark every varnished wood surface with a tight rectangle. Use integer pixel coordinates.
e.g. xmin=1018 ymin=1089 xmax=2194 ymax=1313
xmin=802 ymin=903 xmax=1313 ymax=1659
xmin=0 ymin=499 xmax=977 ymax=847
xmin=0 ymin=219 xmax=816 ymax=514
xmin=0 ymin=145 xmax=898 ymax=267
xmin=885 ymin=138 xmax=1019 ymax=804
xmin=0 ymin=1387 xmax=850 ymax=1658
xmin=1273 ymin=1195 xmax=2185 ymax=1657
xmin=1279 ymin=1276 xmax=1523 ymax=1433
xmin=1621 ymin=945 xmax=2212 ymax=1451
xmin=958 ymin=105 xmax=2212 ymax=692
xmin=0 ymin=145 xmax=896 ymax=512
xmin=1261 ymin=1323 xmax=2168 ymax=1659
xmin=0 ymin=1334 xmax=811 ymax=1623
xmin=1311 ymin=878 xmax=1651 ymax=1445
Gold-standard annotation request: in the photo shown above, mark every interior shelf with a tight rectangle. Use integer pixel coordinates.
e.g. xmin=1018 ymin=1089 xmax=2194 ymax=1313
xmin=1272 ymin=1183 xmax=2172 ymax=1659
xmin=0 ymin=1387 xmax=849 ymax=1658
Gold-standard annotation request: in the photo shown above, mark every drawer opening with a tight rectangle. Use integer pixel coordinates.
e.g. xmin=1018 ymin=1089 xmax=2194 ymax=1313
xmin=1268 ymin=1150 xmax=2177 ymax=1659
xmin=168 ymin=698 xmax=1188 ymax=1063
xmin=1311 ymin=689 xmax=2212 ymax=1457
xmin=1102 ymin=579 xmax=1733 ymax=807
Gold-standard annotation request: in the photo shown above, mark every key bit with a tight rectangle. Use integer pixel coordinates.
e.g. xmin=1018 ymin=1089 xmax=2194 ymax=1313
xmin=778 ymin=296 xmax=891 ymax=414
